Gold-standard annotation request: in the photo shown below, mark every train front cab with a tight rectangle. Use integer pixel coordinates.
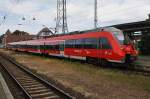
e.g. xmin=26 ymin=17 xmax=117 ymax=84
xmin=108 ymin=28 xmax=138 ymax=63
xmin=122 ymin=36 xmax=138 ymax=63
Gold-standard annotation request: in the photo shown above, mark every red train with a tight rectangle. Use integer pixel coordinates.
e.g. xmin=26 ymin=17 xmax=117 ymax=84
xmin=8 ymin=27 xmax=138 ymax=64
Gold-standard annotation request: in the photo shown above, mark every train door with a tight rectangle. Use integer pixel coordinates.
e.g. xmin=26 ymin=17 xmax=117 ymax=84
xmin=99 ymin=38 xmax=103 ymax=60
xmin=99 ymin=37 xmax=112 ymax=62
xmin=59 ymin=41 xmax=65 ymax=56
xmin=37 ymin=45 xmax=41 ymax=53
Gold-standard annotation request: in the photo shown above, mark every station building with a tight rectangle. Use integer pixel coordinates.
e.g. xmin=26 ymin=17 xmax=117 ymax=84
xmin=1 ymin=29 xmax=36 ymax=47
xmin=36 ymin=27 xmax=53 ymax=39
xmin=0 ymin=27 xmax=53 ymax=47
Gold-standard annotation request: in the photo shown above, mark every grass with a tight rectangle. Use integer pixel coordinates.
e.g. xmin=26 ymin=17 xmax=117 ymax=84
xmin=52 ymin=60 xmax=150 ymax=91
xmin=29 ymin=54 xmax=150 ymax=91
xmin=39 ymin=55 xmax=150 ymax=92
xmin=1 ymin=49 xmax=150 ymax=97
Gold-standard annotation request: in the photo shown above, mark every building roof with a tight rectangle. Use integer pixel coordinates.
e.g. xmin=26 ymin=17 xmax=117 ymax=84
xmin=37 ymin=27 xmax=53 ymax=37
xmin=111 ymin=15 xmax=150 ymax=34
xmin=12 ymin=30 xmax=29 ymax=36
xmin=5 ymin=29 xmax=11 ymax=35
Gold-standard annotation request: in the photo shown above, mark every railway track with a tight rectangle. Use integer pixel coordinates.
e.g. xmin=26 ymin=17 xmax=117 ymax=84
xmin=0 ymin=53 xmax=75 ymax=99
xmin=2 ymin=50 xmax=150 ymax=77
xmin=110 ymin=63 xmax=150 ymax=76
xmin=127 ymin=64 xmax=150 ymax=76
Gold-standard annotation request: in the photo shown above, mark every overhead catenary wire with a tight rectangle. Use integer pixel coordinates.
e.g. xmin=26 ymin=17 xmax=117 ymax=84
xmin=102 ymin=4 xmax=149 ymax=14
xmin=1 ymin=0 xmax=150 ymax=33
xmin=66 ymin=2 xmax=150 ymax=28
xmin=0 ymin=14 xmax=8 ymax=27
xmin=0 ymin=0 xmax=20 ymax=28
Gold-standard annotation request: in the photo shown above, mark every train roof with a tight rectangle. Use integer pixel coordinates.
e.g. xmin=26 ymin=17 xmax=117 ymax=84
xmin=49 ymin=27 xmax=122 ymax=37
xmin=8 ymin=27 xmax=121 ymax=45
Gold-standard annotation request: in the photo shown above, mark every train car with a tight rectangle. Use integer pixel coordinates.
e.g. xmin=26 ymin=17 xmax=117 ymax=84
xmin=8 ymin=27 xmax=138 ymax=64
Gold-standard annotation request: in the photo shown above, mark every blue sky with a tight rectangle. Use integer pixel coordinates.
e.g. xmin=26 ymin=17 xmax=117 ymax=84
xmin=0 ymin=0 xmax=150 ymax=35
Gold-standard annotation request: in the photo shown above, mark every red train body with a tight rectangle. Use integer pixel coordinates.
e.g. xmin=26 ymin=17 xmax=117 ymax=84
xmin=8 ymin=27 xmax=138 ymax=64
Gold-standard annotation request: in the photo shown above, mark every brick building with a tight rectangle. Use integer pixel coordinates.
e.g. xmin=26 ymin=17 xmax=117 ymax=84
xmin=1 ymin=29 xmax=35 ymax=47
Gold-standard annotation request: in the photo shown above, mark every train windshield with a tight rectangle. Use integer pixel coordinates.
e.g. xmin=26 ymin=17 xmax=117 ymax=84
xmin=104 ymin=27 xmax=125 ymax=45
xmin=113 ymin=31 xmax=125 ymax=45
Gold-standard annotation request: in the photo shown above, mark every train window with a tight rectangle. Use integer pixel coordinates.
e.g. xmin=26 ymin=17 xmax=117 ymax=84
xmin=65 ymin=40 xmax=75 ymax=48
xmin=33 ymin=45 xmax=35 ymax=49
xmin=59 ymin=44 xmax=64 ymax=51
xmin=54 ymin=45 xmax=59 ymax=50
xmin=40 ymin=45 xmax=43 ymax=49
xmin=44 ymin=44 xmax=60 ymax=50
xmin=84 ymin=38 xmax=99 ymax=49
xmin=100 ymin=38 xmax=112 ymax=49
xmin=112 ymin=31 xmax=124 ymax=45
xmin=29 ymin=45 xmax=30 ymax=48
xmin=43 ymin=45 xmax=48 ymax=50
xmin=32 ymin=45 xmax=34 ymax=49
xmin=75 ymin=39 xmax=84 ymax=48
xmin=50 ymin=45 xmax=54 ymax=50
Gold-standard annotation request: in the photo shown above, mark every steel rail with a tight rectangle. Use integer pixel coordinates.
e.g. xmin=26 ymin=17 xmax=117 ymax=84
xmin=0 ymin=62 xmax=32 ymax=99
xmin=0 ymin=53 xmax=75 ymax=99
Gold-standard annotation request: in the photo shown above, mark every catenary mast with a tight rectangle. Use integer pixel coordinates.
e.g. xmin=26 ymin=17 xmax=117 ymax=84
xmin=94 ymin=0 xmax=98 ymax=28
xmin=56 ymin=0 xmax=68 ymax=34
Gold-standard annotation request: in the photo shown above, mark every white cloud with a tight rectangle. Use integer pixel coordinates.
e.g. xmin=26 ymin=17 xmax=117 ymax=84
xmin=0 ymin=0 xmax=150 ymax=35
xmin=99 ymin=0 xmax=150 ymax=26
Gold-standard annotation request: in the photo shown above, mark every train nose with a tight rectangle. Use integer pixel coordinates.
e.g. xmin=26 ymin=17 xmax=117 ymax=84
xmin=122 ymin=45 xmax=138 ymax=63
xmin=122 ymin=45 xmax=136 ymax=54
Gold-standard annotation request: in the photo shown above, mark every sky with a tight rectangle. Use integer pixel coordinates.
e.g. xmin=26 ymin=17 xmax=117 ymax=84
xmin=0 ymin=0 xmax=150 ymax=35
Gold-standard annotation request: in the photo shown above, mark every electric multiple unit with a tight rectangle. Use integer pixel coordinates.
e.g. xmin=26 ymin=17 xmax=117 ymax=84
xmin=8 ymin=27 xmax=138 ymax=64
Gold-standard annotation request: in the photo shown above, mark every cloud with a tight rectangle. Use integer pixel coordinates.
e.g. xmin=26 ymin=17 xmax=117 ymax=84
xmin=99 ymin=0 xmax=150 ymax=26
xmin=0 ymin=0 xmax=150 ymax=35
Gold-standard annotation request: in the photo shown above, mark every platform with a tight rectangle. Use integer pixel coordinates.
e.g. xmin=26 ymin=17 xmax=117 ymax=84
xmin=0 ymin=73 xmax=14 ymax=99
xmin=136 ymin=56 xmax=150 ymax=67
